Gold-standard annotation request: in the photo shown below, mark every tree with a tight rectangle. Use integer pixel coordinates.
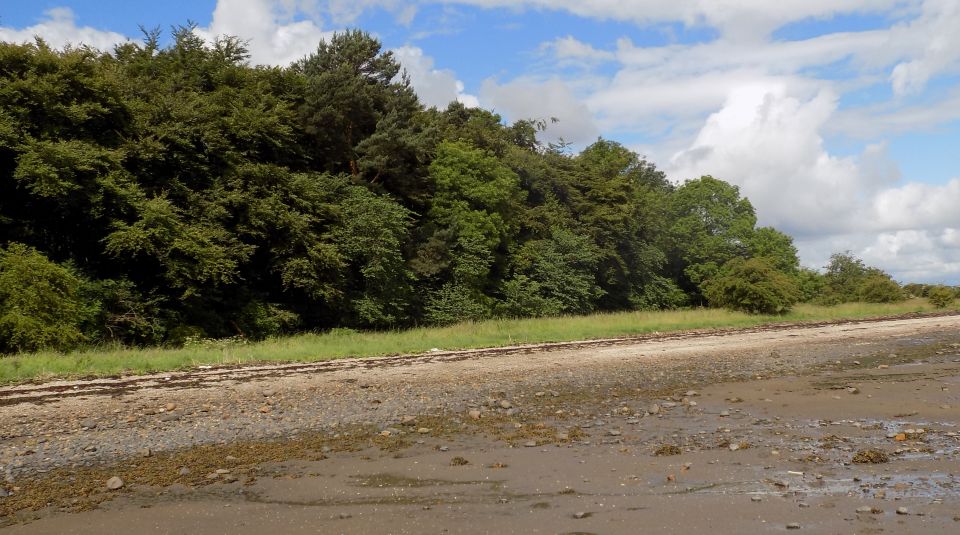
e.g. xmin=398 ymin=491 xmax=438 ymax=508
xmin=500 ymin=228 xmax=603 ymax=317
xmin=928 ymin=286 xmax=956 ymax=308
xmin=668 ymin=176 xmax=758 ymax=300
xmin=858 ymin=275 xmax=904 ymax=303
xmin=703 ymin=257 xmax=801 ymax=315
xmin=0 ymin=243 xmax=97 ymax=352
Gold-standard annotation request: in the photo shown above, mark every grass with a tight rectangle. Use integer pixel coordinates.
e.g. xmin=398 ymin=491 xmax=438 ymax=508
xmin=0 ymin=299 xmax=956 ymax=385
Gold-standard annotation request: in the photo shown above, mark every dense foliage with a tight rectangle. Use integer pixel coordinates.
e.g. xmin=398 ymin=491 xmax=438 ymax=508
xmin=0 ymin=30 xmax=929 ymax=353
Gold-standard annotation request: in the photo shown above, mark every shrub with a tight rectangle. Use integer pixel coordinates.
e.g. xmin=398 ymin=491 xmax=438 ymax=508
xmin=857 ymin=275 xmax=904 ymax=303
xmin=928 ymin=285 xmax=956 ymax=308
xmin=703 ymin=257 xmax=801 ymax=315
xmin=0 ymin=243 xmax=97 ymax=353
xmin=424 ymin=283 xmax=491 ymax=326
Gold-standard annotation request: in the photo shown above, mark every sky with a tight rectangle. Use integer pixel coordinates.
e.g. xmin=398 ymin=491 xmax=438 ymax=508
xmin=2 ymin=0 xmax=959 ymax=284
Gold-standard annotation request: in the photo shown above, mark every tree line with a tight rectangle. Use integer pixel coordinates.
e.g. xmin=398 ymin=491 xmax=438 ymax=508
xmin=0 ymin=29 xmax=951 ymax=353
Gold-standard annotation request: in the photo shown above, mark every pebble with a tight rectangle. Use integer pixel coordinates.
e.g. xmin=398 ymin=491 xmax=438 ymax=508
xmin=106 ymin=476 xmax=124 ymax=490
xmin=896 ymin=507 xmax=909 ymax=515
xmin=80 ymin=420 xmax=97 ymax=430
xmin=786 ymin=523 xmax=801 ymax=530
xmin=857 ymin=506 xmax=882 ymax=514
xmin=648 ymin=404 xmax=661 ymax=415
xmin=165 ymin=403 xmax=177 ymax=412
xmin=719 ymin=410 xmax=731 ymax=417
xmin=417 ymin=428 xmax=431 ymax=434
xmin=847 ymin=387 xmax=860 ymax=394
xmin=139 ymin=448 xmax=152 ymax=458
xmin=751 ymin=496 xmax=763 ymax=502
xmin=468 ymin=410 xmax=482 ymax=420
xmin=524 ymin=441 xmax=537 ymax=447
xmin=608 ymin=429 xmax=622 ymax=437
xmin=573 ymin=511 xmax=591 ymax=519
xmin=499 ymin=400 xmax=513 ymax=410
xmin=178 ymin=467 xmax=191 ymax=476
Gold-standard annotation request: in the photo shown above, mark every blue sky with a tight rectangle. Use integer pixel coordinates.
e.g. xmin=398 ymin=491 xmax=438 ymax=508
xmin=2 ymin=0 xmax=959 ymax=283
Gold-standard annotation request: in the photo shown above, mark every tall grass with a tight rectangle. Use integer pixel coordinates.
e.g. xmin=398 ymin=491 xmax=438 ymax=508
xmin=0 ymin=299 xmax=955 ymax=385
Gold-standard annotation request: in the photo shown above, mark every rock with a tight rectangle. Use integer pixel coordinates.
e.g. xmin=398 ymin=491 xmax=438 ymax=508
xmin=261 ymin=389 xmax=276 ymax=397
xmin=499 ymin=400 xmax=513 ymax=410
xmin=468 ymin=410 xmax=482 ymax=420
xmin=439 ymin=446 xmax=449 ymax=452
xmin=400 ymin=415 xmax=417 ymax=426
xmin=878 ymin=364 xmax=889 ymax=369
xmin=847 ymin=387 xmax=860 ymax=394
xmin=178 ymin=467 xmax=191 ymax=476
xmin=786 ymin=523 xmax=801 ymax=530
xmin=857 ymin=506 xmax=883 ymax=514
xmin=160 ymin=413 xmax=180 ymax=422
xmin=751 ymin=496 xmax=762 ymax=502
xmin=524 ymin=441 xmax=537 ymax=447
xmin=417 ymin=428 xmax=431 ymax=434
xmin=165 ymin=403 xmax=177 ymax=412
xmin=719 ymin=410 xmax=731 ymax=417
xmin=215 ymin=469 xmax=231 ymax=474
xmin=729 ymin=443 xmax=740 ymax=451
xmin=852 ymin=449 xmax=889 ymax=464
xmin=608 ymin=429 xmax=622 ymax=437
xmin=80 ymin=420 xmax=97 ymax=430
xmin=648 ymin=404 xmax=661 ymax=415
xmin=259 ymin=406 xmax=271 ymax=414
xmin=897 ymin=507 xmax=909 ymax=515
xmin=84 ymin=445 xmax=97 ymax=452
xmin=105 ymin=476 xmax=124 ymax=490
xmin=139 ymin=448 xmax=152 ymax=458
xmin=685 ymin=390 xmax=698 ymax=397
xmin=535 ymin=391 xmax=546 ymax=397
xmin=573 ymin=511 xmax=591 ymax=519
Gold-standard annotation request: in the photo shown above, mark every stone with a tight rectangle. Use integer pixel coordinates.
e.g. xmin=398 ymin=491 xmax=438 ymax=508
xmin=719 ymin=410 xmax=731 ymax=417
xmin=573 ymin=512 xmax=591 ymax=519
xmin=751 ymin=496 xmax=762 ymax=502
xmin=139 ymin=448 xmax=152 ymax=458
xmin=847 ymin=387 xmax=860 ymax=394
xmin=417 ymin=428 xmax=431 ymax=434
xmin=106 ymin=476 xmax=124 ymax=490
xmin=468 ymin=410 xmax=482 ymax=420
xmin=786 ymin=523 xmax=801 ymax=530
xmin=160 ymin=413 xmax=180 ymax=422
xmin=80 ymin=420 xmax=97 ymax=430
xmin=400 ymin=416 xmax=417 ymax=426
xmin=524 ymin=441 xmax=537 ymax=447
xmin=648 ymin=404 xmax=661 ymax=415
xmin=897 ymin=507 xmax=909 ymax=515
xmin=165 ymin=403 xmax=177 ymax=412
xmin=178 ymin=467 xmax=191 ymax=476
xmin=608 ymin=429 xmax=622 ymax=437
xmin=499 ymin=400 xmax=513 ymax=410
xmin=261 ymin=389 xmax=276 ymax=397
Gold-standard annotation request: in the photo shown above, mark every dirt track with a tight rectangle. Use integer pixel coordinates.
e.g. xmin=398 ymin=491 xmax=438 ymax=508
xmin=2 ymin=314 xmax=960 ymax=533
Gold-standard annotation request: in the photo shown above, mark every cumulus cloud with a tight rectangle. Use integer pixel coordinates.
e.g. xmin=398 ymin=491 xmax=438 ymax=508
xmin=0 ymin=7 xmax=129 ymax=50
xmin=393 ymin=45 xmax=478 ymax=108
xmin=480 ymin=77 xmax=600 ymax=146
xmin=192 ymin=0 xmax=333 ymax=66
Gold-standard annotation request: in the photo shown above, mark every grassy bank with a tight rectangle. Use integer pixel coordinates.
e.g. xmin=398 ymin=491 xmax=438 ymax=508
xmin=1 ymin=299 xmax=956 ymax=385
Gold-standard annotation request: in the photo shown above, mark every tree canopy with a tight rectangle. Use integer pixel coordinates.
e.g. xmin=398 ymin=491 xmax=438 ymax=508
xmin=0 ymin=30 xmax=922 ymax=352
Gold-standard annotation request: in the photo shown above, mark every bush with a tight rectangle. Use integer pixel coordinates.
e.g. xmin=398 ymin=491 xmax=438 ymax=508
xmin=928 ymin=285 xmax=956 ymax=308
xmin=0 ymin=243 xmax=97 ymax=353
xmin=857 ymin=275 xmax=904 ymax=303
xmin=424 ymin=283 xmax=491 ymax=325
xmin=703 ymin=257 xmax=801 ymax=315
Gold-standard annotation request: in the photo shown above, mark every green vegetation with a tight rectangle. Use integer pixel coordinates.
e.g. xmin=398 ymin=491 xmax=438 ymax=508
xmin=928 ymin=285 xmax=957 ymax=308
xmin=0 ymin=299 xmax=954 ymax=384
xmin=0 ymin=29 xmax=955 ymax=361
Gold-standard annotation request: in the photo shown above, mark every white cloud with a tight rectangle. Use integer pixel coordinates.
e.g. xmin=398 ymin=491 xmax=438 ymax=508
xmin=193 ymin=0 xmax=334 ymax=66
xmin=393 ymin=45 xmax=478 ymax=108
xmin=0 ymin=7 xmax=128 ymax=50
xmin=480 ymin=77 xmax=600 ymax=146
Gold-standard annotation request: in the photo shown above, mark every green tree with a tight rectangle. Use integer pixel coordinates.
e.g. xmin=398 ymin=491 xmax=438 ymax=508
xmin=0 ymin=243 xmax=97 ymax=352
xmin=703 ymin=257 xmax=801 ymax=315
xmin=928 ymin=285 xmax=956 ymax=308
xmin=668 ymin=176 xmax=758 ymax=299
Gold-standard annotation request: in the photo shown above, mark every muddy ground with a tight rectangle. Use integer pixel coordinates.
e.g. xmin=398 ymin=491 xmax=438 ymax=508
xmin=1 ymin=315 xmax=960 ymax=533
